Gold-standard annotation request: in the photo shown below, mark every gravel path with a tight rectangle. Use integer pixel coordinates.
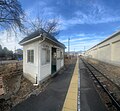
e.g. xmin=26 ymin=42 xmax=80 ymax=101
xmin=86 ymin=58 xmax=120 ymax=87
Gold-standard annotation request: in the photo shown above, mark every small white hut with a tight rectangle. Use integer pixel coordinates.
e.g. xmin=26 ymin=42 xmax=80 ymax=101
xmin=19 ymin=29 xmax=65 ymax=84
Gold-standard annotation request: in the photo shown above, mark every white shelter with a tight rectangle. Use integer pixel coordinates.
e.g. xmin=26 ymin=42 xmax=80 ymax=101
xmin=19 ymin=29 xmax=65 ymax=84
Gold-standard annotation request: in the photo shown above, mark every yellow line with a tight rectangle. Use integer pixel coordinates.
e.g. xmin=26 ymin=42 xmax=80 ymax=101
xmin=62 ymin=58 xmax=79 ymax=111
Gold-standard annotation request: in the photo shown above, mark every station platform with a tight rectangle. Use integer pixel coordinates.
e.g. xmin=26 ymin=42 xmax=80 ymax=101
xmin=62 ymin=58 xmax=107 ymax=111
xmin=11 ymin=58 xmax=107 ymax=111
xmin=11 ymin=59 xmax=76 ymax=111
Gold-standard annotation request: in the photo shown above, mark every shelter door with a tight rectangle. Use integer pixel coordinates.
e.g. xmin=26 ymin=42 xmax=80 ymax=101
xmin=51 ymin=47 xmax=57 ymax=74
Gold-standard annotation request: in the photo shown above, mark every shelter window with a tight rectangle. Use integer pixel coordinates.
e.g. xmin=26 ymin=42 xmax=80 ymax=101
xmin=41 ymin=46 xmax=50 ymax=65
xmin=57 ymin=50 xmax=60 ymax=59
xmin=60 ymin=51 xmax=63 ymax=59
xmin=27 ymin=50 xmax=34 ymax=63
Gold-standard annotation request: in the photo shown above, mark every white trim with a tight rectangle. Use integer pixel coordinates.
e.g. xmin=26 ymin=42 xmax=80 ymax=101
xmin=20 ymin=34 xmax=65 ymax=48
xmin=78 ymin=57 xmax=81 ymax=111
xmin=38 ymin=37 xmax=46 ymax=84
xmin=20 ymin=34 xmax=42 ymax=45
xmin=45 ymin=36 xmax=65 ymax=48
xmin=26 ymin=49 xmax=34 ymax=64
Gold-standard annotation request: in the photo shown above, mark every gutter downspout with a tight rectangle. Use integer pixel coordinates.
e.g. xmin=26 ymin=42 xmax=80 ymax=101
xmin=33 ymin=34 xmax=46 ymax=86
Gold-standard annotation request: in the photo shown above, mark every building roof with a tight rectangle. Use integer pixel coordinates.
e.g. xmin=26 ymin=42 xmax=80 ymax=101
xmin=19 ymin=28 xmax=65 ymax=48
xmin=87 ymin=30 xmax=120 ymax=51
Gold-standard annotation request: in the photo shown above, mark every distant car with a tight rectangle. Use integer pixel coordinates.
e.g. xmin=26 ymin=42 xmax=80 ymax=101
xmin=18 ymin=57 xmax=23 ymax=61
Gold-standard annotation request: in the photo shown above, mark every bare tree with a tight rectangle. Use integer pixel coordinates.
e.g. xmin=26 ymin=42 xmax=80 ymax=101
xmin=0 ymin=0 xmax=24 ymax=32
xmin=25 ymin=15 xmax=60 ymax=37
xmin=0 ymin=0 xmax=60 ymax=40
xmin=45 ymin=19 xmax=60 ymax=36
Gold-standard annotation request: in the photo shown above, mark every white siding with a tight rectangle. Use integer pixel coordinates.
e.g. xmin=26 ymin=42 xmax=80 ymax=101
xmin=40 ymin=43 xmax=51 ymax=81
xmin=61 ymin=49 xmax=64 ymax=67
xmin=56 ymin=48 xmax=64 ymax=70
xmin=61 ymin=59 xmax=64 ymax=67
xmin=23 ymin=40 xmax=65 ymax=83
xmin=57 ymin=59 xmax=61 ymax=70
xmin=98 ymin=44 xmax=111 ymax=62
xmin=23 ymin=41 xmax=39 ymax=83
xmin=112 ymin=40 xmax=120 ymax=63
xmin=85 ymin=33 xmax=120 ymax=66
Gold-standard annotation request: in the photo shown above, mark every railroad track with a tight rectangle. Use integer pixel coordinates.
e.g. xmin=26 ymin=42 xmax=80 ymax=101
xmin=81 ymin=58 xmax=120 ymax=111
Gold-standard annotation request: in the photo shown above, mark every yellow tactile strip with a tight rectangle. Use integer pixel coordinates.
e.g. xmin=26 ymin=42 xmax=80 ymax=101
xmin=62 ymin=58 xmax=78 ymax=111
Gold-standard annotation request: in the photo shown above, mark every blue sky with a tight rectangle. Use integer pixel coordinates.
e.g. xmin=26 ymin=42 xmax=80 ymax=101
xmin=1 ymin=0 xmax=120 ymax=51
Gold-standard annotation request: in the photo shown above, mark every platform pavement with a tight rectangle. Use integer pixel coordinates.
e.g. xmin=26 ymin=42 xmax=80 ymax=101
xmin=11 ymin=57 xmax=107 ymax=111
xmin=62 ymin=58 xmax=79 ymax=111
xmin=11 ymin=58 xmax=76 ymax=111
xmin=62 ymin=57 xmax=108 ymax=111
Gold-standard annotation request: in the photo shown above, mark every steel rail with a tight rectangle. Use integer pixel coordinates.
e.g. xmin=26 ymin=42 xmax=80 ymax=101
xmin=81 ymin=58 xmax=120 ymax=110
xmin=84 ymin=59 xmax=120 ymax=90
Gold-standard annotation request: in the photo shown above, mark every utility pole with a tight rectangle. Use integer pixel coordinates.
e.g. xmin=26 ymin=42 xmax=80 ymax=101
xmin=14 ymin=46 xmax=16 ymax=60
xmin=74 ymin=48 xmax=75 ymax=56
xmin=84 ymin=46 xmax=86 ymax=55
xmin=68 ymin=37 xmax=70 ymax=58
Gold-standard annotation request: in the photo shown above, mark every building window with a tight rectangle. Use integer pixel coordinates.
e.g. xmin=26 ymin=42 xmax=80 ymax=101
xmin=41 ymin=46 xmax=50 ymax=65
xmin=57 ymin=50 xmax=63 ymax=59
xmin=60 ymin=51 xmax=63 ymax=59
xmin=27 ymin=50 xmax=34 ymax=63
xmin=57 ymin=50 xmax=60 ymax=59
